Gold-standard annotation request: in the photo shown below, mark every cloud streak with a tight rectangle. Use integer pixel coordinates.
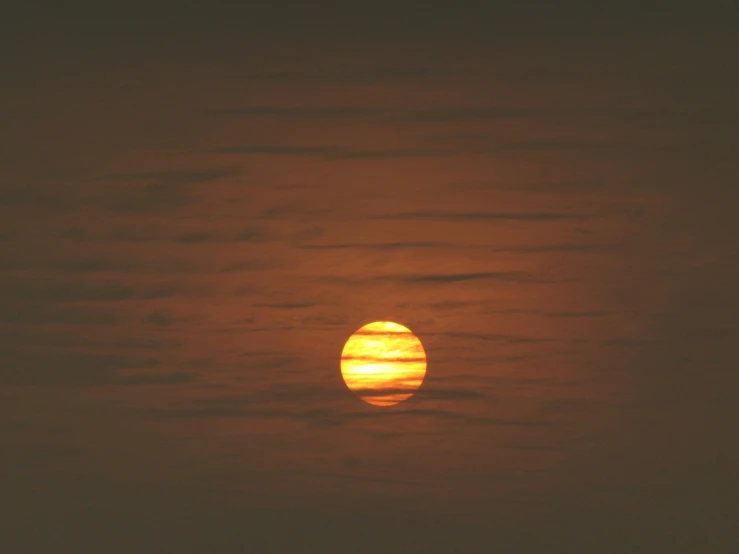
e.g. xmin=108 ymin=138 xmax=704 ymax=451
xmin=213 ymin=146 xmax=452 ymax=159
xmin=210 ymin=105 xmax=542 ymax=123
xmin=297 ymin=241 xmax=605 ymax=253
xmin=372 ymin=211 xmax=594 ymax=221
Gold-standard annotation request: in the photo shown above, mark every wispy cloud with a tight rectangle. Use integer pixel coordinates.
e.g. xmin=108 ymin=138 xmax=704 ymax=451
xmin=211 ymin=105 xmax=540 ymax=123
xmin=297 ymin=241 xmax=604 ymax=253
xmin=329 ymin=148 xmax=451 ymax=159
xmin=151 ymin=397 xmax=550 ymax=428
xmin=115 ymin=372 xmax=196 ymax=386
xmin=298 ymin=241 xmax=447 ymax=250
xmin=253 ymin=302 xmax=316 ymax=309
xmin=211 ymin=106 xmax=381 ymax=118
xmin=412 ymin=107 xmax=542 ymax=122
xmin=0 ymin=349 xmax=159 ymax=387
xmin=213 ymin=145 xmax=452 ymax=159
xmin=543 ymin=311 xmax=616 ymax=318
xmin=491 ymin=140 xmax=693 ymax=153
xmin=214 ymin=146 xmax=337 ymax=156
xmin=239 ymin=69 xmax=473 ymax=83
xmin=372 ymin=211 xmax=594 ymax=221
xmin=175 ymin=232 xmax=219 ymax=244
xmin=114 ymin=168 xmax=240 ymax=187
xmin=0 ymin=188 xmax=63 ymax=207
xmin=0 ymin=277 xmax=208 ymax=303
xmin=390 ymin=271 xmax=528 ymax=284
xmin=108 ymin=168 xmax=239 ymax=212
xmin=314 ymin=271 xmax=545 ymax=286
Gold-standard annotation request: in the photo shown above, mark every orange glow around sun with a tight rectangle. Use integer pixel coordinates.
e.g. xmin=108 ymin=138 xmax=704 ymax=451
xmin=340 ymin=321 xmax=427 ymax=406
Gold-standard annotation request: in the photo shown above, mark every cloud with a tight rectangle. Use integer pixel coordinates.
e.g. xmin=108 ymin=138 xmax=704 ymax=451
xmin=253 ymin=302 xmax=315 ymax=309
xmin=404 ymin=388 xmax=486 ymax=400
xmin=498 ymin=243 xmax=605 ymax=253
xmin=115 ymin=372 xmax=196 ymax=386
xmin=412 ymin=107 xmax=542 ymax=122
xmin=108 ymin=167 xmax=239 ymax=212
xmin=108 ymin=227 xmax=161 ymax=242
xmin=47 ymin=258 xmax=125 ymax=273
xmin=297 ymin=241 xmax=604 ymax=253
xmin=143 ymin=313 xmax=174 ymax=326
xmin=543 ymin=311 xmax=616 ymax=318
xmin=429 ymin=331 xmax=553 ymax=344
xmin=0 ymin=277 xmax=207 ymax=303
xmin=213 ymin=146 xmax=451 ymax=159
xmin=175 ymin=232 xmax=219 ymax=244
xmin=210 ymin=105 xmax=542 ymax=127
xmin=372 ymin=211 xmax=594 ymax=221
xmin=491 ymin=140 xmax=692 ymax=153
xmin=298 ymin=241 xmax=448 ymax=250
xmin=220 ymin=261 xmax=264 ymax=273
xmin=392 ymin=271 xmax=528 ymax=284
xmin=210 ymin=106 xmax=381 ymax=118
xmin=234 ymin=228 xmax=271 ymax=242
xmin=213 ymin=146 xmax=337 ymax=156
xmin=329 ymin=148 xmax=451 ymax=159
xmin=0 ymin=188 xmax=63 ymax=208
xmin=152 ymin=400 xmax=549 ymax=428
xmin=242 ymin=69 xmax=470 ymax=83
xmin=315 ymin=271 xmax=545 ymax=287
xmin=114 ymin=168 xmax=240 ymax=187
xmin=0 ymin=349 xmax=159 ymax=387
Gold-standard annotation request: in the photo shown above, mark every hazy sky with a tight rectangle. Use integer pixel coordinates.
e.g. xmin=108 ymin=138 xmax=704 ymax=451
xmin=2 ymin=4 xmax=738 ymax=553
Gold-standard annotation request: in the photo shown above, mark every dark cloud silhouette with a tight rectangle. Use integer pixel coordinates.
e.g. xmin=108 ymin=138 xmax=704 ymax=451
xmin=214 ymin=146 xmax=338 ymax=156
xmin=234 ymin=228 xmax=270 ymax=242
xmin=498 ymin=243 xmax=605 ymax=253
xmin=220 ymin=261 xmax=264 ymax=273
xmin=329 ymin=148 xmax=451 ymax=159
xmin=108 ymin=168 xmax=239 ymax=212
xmin=211 ymin=106 xmax=381 ymax=118
xmin=143 ymin=313 xmax=173 ymax=326
xmin=0 ymin=349 xmax=159 ymax=387
xmin=108 ymin=227 xmax=161 ymax=242
xmin=0 ymin=277 xmax=205 ymax=303
xmin=298 ymin=241 xmax=447 ymax=250
xmin=49 ymin=258 xmax=125 ymax=273
xmin=432 ymin=331 xmax=554 ymax=344
xmin=0 ymin=187 xmax=63 ymax=208
xmin=242 ymin=68 xmax=470 ymax=83
xmin=211 ymin=105 xmax=541 ymax=125
xmin=151 ymin=397 xmax=549 ymax=428
xmin=253 ymin=302 xmax=315 ymax=309
xmin=412 ymin=107 xmax=542 ymax=122
xmin=0 ymin=304 xmax=119 ymax=326
xmin=492 ymin=140 xmax=692 ymax=153
xmin=544 ymin=311 xmax=616 ymax=318
xmin=372 ymin=211 xmax=594 ymax=221
xmin=115 ymin=372 xmax=196 ymax=386
xmin=298 ymin=241 xmax=604 ymax=253
xmin=175 ymin=232 xmax=218 ymax=244
xmin=214 ymin=145 xmax=452 ymax=159
xmin=393 ymin=271 xmax=528 ymax=284
xmin=114 ymin=168 xmax=240 ymax=187
xmin=315 ymin=271 xmax=545 ymax=287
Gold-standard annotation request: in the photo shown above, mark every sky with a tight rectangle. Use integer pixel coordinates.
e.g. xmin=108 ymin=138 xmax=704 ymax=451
xmin=2 ymin=3 xmax=738 ymax=553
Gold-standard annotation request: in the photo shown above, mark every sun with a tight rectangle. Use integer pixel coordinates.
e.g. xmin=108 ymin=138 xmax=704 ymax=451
xmin=340 ymin=321 xmax=427 ymax=406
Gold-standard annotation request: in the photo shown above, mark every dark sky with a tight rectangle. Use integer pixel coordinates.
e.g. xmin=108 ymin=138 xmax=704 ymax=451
xmin=2 ymin=3 xmax=738 ymax=553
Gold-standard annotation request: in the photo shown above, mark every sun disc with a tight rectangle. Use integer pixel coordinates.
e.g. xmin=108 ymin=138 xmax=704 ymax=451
xmin=340 ymin=321 xmax=427 ymax=406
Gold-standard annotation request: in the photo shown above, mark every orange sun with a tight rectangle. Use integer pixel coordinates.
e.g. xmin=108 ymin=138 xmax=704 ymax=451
xmin=340 ymin=321 xmax=427 ymax=406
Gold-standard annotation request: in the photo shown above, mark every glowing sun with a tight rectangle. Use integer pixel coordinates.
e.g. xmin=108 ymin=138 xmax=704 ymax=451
xmin=340 ymin=321 xmax=427 ymax=406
